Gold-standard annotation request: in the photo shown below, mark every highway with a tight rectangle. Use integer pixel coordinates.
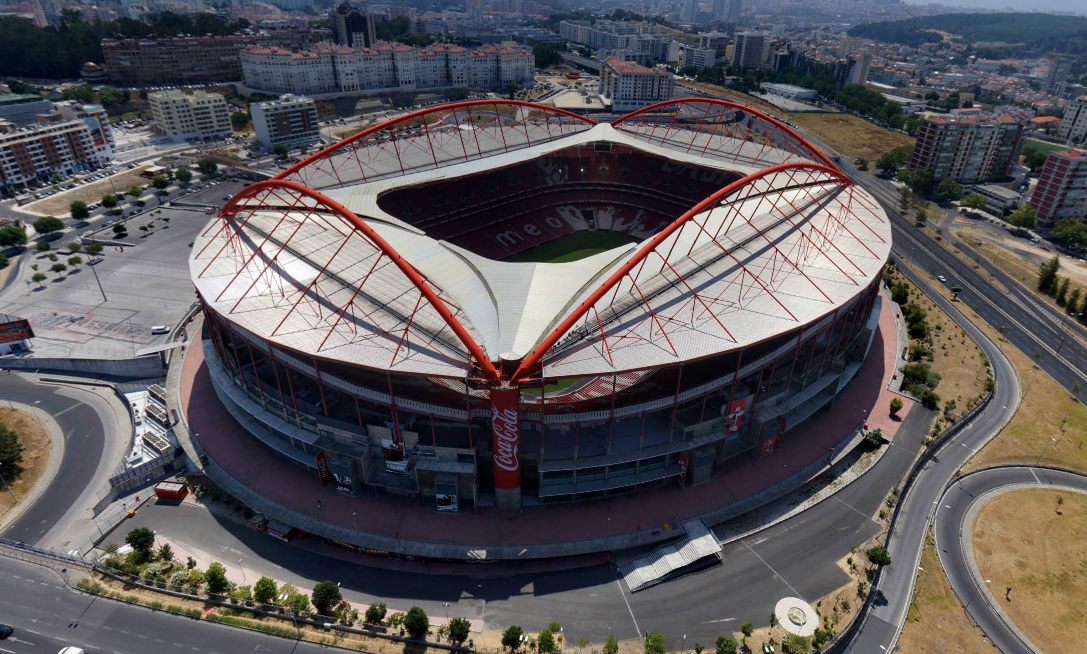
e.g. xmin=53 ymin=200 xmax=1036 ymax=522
xmin=0 ymin=554 xmax=347 ymax=654
xmin=934 ymin=466 xmax=1087 ymax=654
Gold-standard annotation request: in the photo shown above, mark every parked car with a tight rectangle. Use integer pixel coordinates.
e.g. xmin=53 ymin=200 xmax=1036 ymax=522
xmin=0 ymin=623 xmax=12 ymax=639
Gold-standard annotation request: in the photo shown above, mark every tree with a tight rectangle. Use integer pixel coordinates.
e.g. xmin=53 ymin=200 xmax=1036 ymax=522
xmin=890 ymin=396 xmax=904 ymax=416
xmin=204 ymin=561 xmax=229 ymax=594
xmin=67 ymin=241 xmax=81 ymax=253
xmin=285 ymin=587 xmax=311 ymax=614
xmin=1067 ymin=289 xmax=1082 ymax=315
xmin=961 ymin=193 xmax=987 ymax=212
xmin=272 ymin=143 xmax=289 ymax=158
xmin=102 ymin=193 xmax=117 ymax=208
xmin=537 ymin=629 xmax=556 ymax=654
xmin=151 ymin=175 xmax=169 ymax=190
xmin=86 ymin=242 xmax=103 ymax=257
xmin=1022 ymin=148 xmax=1048 ymax=173
xmin=866 ymin=545 xmax=892 ymax=567
xmin=125 ymin=527 xmax=155 ymax=556
xmin=311 ymin=580 xmax=342 ymax=616
xmin=1056 ymin=277 xmax=1070 ymax=306
xmin=32 ymin=216 xmax=64 ymax=235
xmin=62 ymin=85 xmax=95 ymax=103
xmin=157 ymin=543 xmax=173 ymax=562
xmin=936 ymin=177 xmax=961 ymax=201
xmin=70 ymin=200 xmax=89 ymax=219
xmin=127 ymin=184 xmax=142 ymax=197
xmin=898 ymin=186 xmax=910 ymax=212
xmin=915 ymin=206 xmax=928 ymax=226
xmin=603 ymin=635 xmax=619 ymax=654
xmin=0 ymin=225 xmax=27 ymax=247
xmin=404 ymin=606 xmax=429 ymax=639
xmin=448 ymin=616 xmax=471 ymax=646
xmin=1007 ymin=204 xmax=1036 ymax=230
xmin=67 ymin=256 xmax=82 ymax=267
xmin=253 ymin=576 xmax=277 ymax=604
xmin=230 ymin=110 xmax=250 ymax=130
xmin=715 ymin=636 xmax=738 ymax=654
xmin=1038 ymin=256 xmax=1061 ymax=294
xmin=1052 ymin=219 xmax=1087 ymax=248
xmin=112 ymin=223 xmax=127 ymax=235
xmin=740 ymin=622 xmax=754 ymax=643
xmin=0 ymin=420 xmax=23 ymax=477
xmin=899 ymin=168 xmax=935 ymax=196
xmin=876 ymin=144 xmax=912 ymax=177
xmin=364 ymin=601 xmax=387 ymax=624
xmin=175 ymin=166 xmax=192 ymax=185
xmin=503 ymin=626 xmax=526 ymax=651
xmin=197 ymin=159 xmax=218 ymax=176
xmin=97 ymin=85 xmax=127 ymax=108
xmin=31 ymin=272 xmax=47 ymax=287
xmin=644 ymin=632 xmax=666 ymax=654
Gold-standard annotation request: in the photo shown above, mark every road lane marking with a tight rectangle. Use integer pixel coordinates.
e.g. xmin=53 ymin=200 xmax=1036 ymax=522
xmin=1030 ymin=469 xmax=1041 ymax=484
xmin=742 ymin=540 xmax=803 ymax=599
xmin=613 ymin=578 xmax=641 ymax=638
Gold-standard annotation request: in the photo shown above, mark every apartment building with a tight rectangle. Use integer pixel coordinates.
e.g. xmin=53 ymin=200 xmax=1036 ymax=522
xmin=0 ymin=103 xmax=113 ymax=189
xmin=731 ymin=32 xmax=771 ymax=70
xmin=909 ymin=114 xmax=1025 ymax=184
xmin=1029 ymin=149 xmax=1087 ymax=228
xmin=101 ymin=35 xmax=270 ymax=85
xmin=240 ymin=43 xmax=532 ymax=96
xmin=251 ymin=95 xmax=320 ymax=151
xmin=330 ymin=1 xmax=377 ymax=49
xmin=1059 ymin=96 xmax=1087 ymax=145
xmin=599 ymin=58 xmax=675 ymax=112
xmin=149 ymin=90 xmax=232 ymax=142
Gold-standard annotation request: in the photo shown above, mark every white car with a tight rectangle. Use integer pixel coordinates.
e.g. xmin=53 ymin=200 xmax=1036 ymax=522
xmin=58 ymin=648 xmax=85 ymax=654
xmin=937 ymin=275 xmax=947 ymax=283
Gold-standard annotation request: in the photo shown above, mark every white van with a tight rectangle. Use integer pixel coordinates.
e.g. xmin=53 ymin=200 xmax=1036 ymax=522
xmin=150 ymin=325 xmax=170 ymax=335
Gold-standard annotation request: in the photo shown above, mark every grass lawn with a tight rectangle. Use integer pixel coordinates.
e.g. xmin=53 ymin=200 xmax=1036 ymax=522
xmin=785 ymin=112 xmax=914 ymax=163
xmin=23 ymin=166 xmax=151 ymax=217
xmin=972 ymin=489 xmax=1087 ymax=653
xmin=0 ymin=407 xmax=51 ymax=523
xmin=1021 ymin=138 xmax=1067 ymax=160
xmin=506 ymin=230 xmax=636 ymax=263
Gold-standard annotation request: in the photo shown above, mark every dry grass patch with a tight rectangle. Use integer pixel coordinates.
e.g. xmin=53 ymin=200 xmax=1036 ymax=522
xmin=972 ymin=488 xmax=1087 ymax=654
xmin=0 ymin=407 xmax=51 ymax=523
xmin=674 ymin=81 xmax=781 ymax=115
xmin=24 ymin=166 xmax=151 ymax=217
xmin=898 ymin=533 xmax=996 ymax=654
xmin=785 ymin=112 xmax=913 ymax=162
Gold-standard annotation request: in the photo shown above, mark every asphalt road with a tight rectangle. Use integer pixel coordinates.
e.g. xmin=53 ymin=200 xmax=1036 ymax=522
xmin=842 ymin=250 xmax=1020 ymax=653
xmin=0 ymin=554 xmax=348 ymax=654
xmin=0 ymin=376 xmax=113 ymax=546
xmin=935 ymin=466 xmax=1087 ymax=654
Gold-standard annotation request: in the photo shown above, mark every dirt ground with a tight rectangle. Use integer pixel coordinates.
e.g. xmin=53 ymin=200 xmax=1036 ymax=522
xmin=785 ymin=112 xmax=914 ymax=163
xmin=972 ymin=489 xmax=1087 ymax=654
xmin=675 ymin=81 xmax=782 ymax=116
xmin=0 ymin=407 xmax=51 ymax=523
xmin=23 ymin=166 xmax=151 ymax=217
xmin=898 ymin=533 xmax=996 ymax=653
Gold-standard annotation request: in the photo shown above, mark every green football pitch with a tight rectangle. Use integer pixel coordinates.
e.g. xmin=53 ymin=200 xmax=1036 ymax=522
xmin=506 ymin=230 xmax=638 ymax=263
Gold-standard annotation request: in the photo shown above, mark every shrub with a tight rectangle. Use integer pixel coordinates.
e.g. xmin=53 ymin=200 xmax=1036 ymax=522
xmin=205 ymin=561 xmax=229 ymax=594
xmin=866 ymin=545 xmax=892 ymax=567
xmin=644 ymin=632 xmax=666 ymax=654
xmin=403 ymin=606 xmax=429 ymax=639
xmin=35 ymin=241 xmax=50 ymax=251
xmin=538 ymin=629 xmax=556 ymax=654
xmin=715 ymin=636 xmax=738 ymax=654
xmin=311 ymin=580 xmax=342 ymax=616
xmin=889 ymin=397 xmax=904 ymax=416
xmin=448 ymin=616 xmax=471 ymax=646
xmin=364 ymin=601 xmax=387 ymax=625
xmin=503 ymin=625 xmax=525 ymax=651
xmin=253 ymin=576 xmax=277 ymax=604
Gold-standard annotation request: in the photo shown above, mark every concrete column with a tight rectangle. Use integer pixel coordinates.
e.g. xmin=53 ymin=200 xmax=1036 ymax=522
xmin=491 ymin=386 xmax=521 ymax=509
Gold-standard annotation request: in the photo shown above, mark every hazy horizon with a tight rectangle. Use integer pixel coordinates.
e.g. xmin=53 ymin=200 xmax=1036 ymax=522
xmin=904 ymin=0 xmax=1087 ymax=17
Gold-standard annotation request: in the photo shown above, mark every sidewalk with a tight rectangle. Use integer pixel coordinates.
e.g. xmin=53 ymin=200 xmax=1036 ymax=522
xmin=175 ymin=292 xmax=912 ymax=559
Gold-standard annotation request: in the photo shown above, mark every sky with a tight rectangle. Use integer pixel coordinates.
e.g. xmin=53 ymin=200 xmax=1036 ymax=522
xmin=905 ymin=0 xmax=1087 ymax=16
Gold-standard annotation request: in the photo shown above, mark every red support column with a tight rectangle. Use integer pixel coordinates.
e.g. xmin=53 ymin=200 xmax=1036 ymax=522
xmin=491 ymin=386 xmax=522 ymax=509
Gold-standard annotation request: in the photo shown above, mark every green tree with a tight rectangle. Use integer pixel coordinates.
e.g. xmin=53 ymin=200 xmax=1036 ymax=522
xmin=1052 ymin=219 xmax=1087 ymax=248
xmin=127 ymin=184 xmax=142 ymax=197
xmin=175 ymin=166 xmax=192 ymax=185
xmin=0 ymin=225 xmax=27 ymax=247
xmin=230 ymin=110 xmax=250 ymax=130
xmin=890 ymin=396 xmax=904 ymax=416
xmin=273 ymin=143 xmax=289 ymax=158
xmin=62 ymin=85 xmax=95 ymax=103
xmin=538 ymin=629 xmax=556 ymax=654
xmin=1038 ymin=256 xmax=1061 ymax=294
xmin=125 ymin=527 xmax=155 ymax=556
xmin=151 ymin=175 xmax=169 ymax=190
xmin=102 ymin=193 xmax=117 ymax=208
xmin=876 ymin=144 xmax=912 ymax=176
xmin=97 ymin=85 xmax=127 ymax=108
xmin=740 ymin=622 xmax=754 ymax=644
xmin=112 ymin=223 xmax=127 ymax=235
xmin=899 ymin=185 xmax=911 ymax=212
xmin=31 ymin=272 xmax=47 ymax=287
xmin=86 ymin=242 xmax=103 ymax=257
xmin=1067 ymin=288 xmax=1082 ymax=315
xmin=32 ymin=216 xmax=64 ymax=235
xmin=156 ymin=542 xmax=173 ymax=562
xmin=899 ymin=168 xmax=935 ymax=196
xmin=1056 ymin=277 xmax=1070 ymax=306
xmin=253 ymin=576 xmax=277 ymax=604
xmin=503 ymin=626 xmax=526 ymax=651
xmin=197 ymin=159 xmax=218 ymax=176
xmin=866 ymin=545 xmax=892 ymax=566
xmin=404 ymin=606 xmax=429 ymax=639
xmin=364 ymin=601 xmax=387 ymax=624
xmin=285 ymin=587 xmax=311 ymax=614
xmin=960 ymin=193 xmax=987 ymax=212
xmin=448 ymin=616 xmax=471 ymax=645
xmin=66 ymin=241 xmax=81 ymax=253
xmin=644 ymin=632 xmax=666 ymax=654
xmin=204 ymin=561 xmax=229 ymax=594
xmin=0 ymin=420 xmax=23 ymax=477
xmin=70 ymin=200 xmax=89 ymax=219
xmin=311 ymin=580 xmax=342 ymax=616
xmin=67 ymin=255 xmax=82 ymax=267
xmin=1022 ymin=148 xmax=1048 ymax=173
xmin=1007 ymin=204 xmax=1036 ymax=230
xmin=781 ymin=635 xmax=811 ymax=654
xmin=936 ymin=177 xmax=961 ymax=201
xmin=603 ymin=635 xmax=619 ymax=654
xmin=715 ymin=636 xmax=738 ymax=654
xmin=915 ymin=206 xmax=928 ymax=226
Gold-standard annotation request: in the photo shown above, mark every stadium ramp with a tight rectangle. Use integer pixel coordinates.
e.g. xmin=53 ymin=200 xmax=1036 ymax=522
xmin=618 ymin=518 xmax=722 ymax=592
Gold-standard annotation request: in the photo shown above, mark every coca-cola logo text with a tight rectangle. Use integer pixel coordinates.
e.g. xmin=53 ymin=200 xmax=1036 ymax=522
xmin=492 ymin=405 xmax=519 ymax=472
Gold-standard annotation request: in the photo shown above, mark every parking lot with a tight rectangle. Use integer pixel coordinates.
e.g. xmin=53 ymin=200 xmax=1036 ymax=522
xmin=0 ymin=179 xmax=248 ymax=360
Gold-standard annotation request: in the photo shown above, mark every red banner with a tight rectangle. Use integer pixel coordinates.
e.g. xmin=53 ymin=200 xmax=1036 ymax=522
xmin=315 ymin=450 xmax=331 ymax=486
xmin=491 ymin=388 xmax=521 ymax=490
xmin=726 ymin=395 xmax=750 ymax=434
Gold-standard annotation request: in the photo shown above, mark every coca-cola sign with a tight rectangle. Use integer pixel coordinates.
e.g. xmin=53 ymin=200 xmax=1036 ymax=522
xmin=491 ymin=388 xmax=521 ymax=490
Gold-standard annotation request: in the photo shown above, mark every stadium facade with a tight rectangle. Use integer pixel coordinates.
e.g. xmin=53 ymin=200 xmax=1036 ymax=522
xmin=190 ymin=98 xmax=891 ymax=510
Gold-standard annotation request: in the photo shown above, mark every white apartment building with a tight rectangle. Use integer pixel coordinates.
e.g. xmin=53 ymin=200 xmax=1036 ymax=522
xmin=251 ymin=95 xmax=320 ymax=151
xmin=241 ymin=43 xmax=532 ymax=96
xmin=1059 ymin=96 xmax=1087 ymax=145
xmin=681 ymin=46 xmax=717 ymax=69
xmin=148 ymin=89 xmax=232 ymax=142
xmin=600 ymin=58 xmax=675 ymax=112
xmin=0 ymin=102 xmax=113 ymax=189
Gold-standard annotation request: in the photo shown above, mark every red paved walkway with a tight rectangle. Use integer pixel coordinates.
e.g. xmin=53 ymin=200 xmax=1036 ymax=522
xmin=180 ymin=293 xmax=910 ymax=547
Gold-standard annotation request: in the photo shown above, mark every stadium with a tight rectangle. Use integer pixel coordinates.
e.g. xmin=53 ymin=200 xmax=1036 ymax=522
xmin=190 ymin=98 xmax=892 ymax=511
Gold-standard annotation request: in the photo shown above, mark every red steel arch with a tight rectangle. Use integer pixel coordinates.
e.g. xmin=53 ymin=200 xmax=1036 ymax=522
xmin=509 ymin=160 xmax=856 ymax=382
xmin=275 ymin=99 xmax=600 ymax=188
xmin=611 ymin=98 xmax=842 ymax=172
xmin=205 ymin=178 xmax=502 ymax=381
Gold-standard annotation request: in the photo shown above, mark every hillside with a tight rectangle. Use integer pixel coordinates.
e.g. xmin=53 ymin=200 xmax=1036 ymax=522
xmin=848 ymin=13 xmax=1087 ymax=54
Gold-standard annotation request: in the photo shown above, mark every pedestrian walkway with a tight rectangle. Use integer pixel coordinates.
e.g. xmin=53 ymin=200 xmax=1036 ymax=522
xmin=173 ymin=290 xmax=912 ymax=560
xmin=618 ymin=519 xmax=720 ymax=592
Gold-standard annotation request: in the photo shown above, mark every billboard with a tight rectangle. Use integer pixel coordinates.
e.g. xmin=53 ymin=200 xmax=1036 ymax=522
xmin=315 ymin=450 xmax=331 ymax=486
xmin=491 ymin=387 xmax=520 ymax=490
xmin=725 ymin=394 xmax=751 ymax=436
xmin=0 ymin=317 xmax=33 ymax=344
